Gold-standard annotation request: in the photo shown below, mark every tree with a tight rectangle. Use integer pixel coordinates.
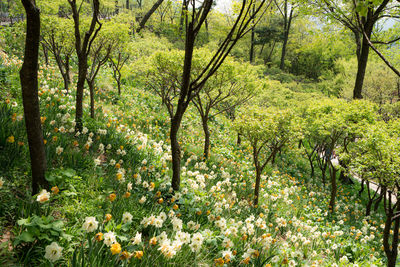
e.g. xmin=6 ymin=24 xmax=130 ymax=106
xmin=275 ymin=0 xmax=297 ymax=70
xmin=235 ymin=107 xmax=299 ymax=206
xmin=254 ymin=16 xmax=284 ymax=65
xmin=20 ymin=0 xmax=48 ymax=195
xmin=136 ymin=0 xmax=165 ymax=33
xmin=109 ymin=50 xmax=129 ymax=96
xmin=192 ymin=56 xmax=259 ymax=159
xmin=301 ymin=99 xmax=377 ymax=212
xmin=68 ymin=0 xmax=101 ymax=131
xmin=168 ymin=0 xmax=270 ymax=191
xmin=41 ymin=16 xmax=74 ymax=92
xmin=147 ymin=49 xmax=259 ymax=159
xmin=85 ymin=21 xmax=129 ymax=118
xmin=314 ymin=0 xmax=393 ymax=99
xmin=345 ymin=120 xmax=400 ymax=267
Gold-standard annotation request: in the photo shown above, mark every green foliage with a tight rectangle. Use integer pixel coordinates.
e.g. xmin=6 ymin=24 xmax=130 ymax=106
xmin=345 ymin=120 xmax=400 ymax=189
xmin=14 ymin=215 xmax=64 ymax=247
xmin=235 ymin=106 xmax=301 ymax=170
xmin=288 ymin=30 xmax=349 ymax=80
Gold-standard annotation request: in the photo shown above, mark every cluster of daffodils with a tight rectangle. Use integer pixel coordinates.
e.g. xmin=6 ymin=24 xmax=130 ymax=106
xmin=0 ymin=49 xmax=22 ymax=68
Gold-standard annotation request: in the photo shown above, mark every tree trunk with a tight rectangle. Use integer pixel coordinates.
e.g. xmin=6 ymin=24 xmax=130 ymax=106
xmin=358 ymin=180 xmax=365 ymax=198
xmin=170 ymin=21 xmax=195 ymax=191
xmin=201 ymin=116 xmax=210 ymax=159
xmin=126 ymin=0 xmax=129 ymax=9
xmin=307 ymin=153 xmax=314 ymax=177
xmin=136 ymin=0 xmax=164 ymax=33
xmin=383 ymin=201 xmax=400 ymax=267
xmin=280 ymin=3 xmax=293 ymax=70
xmin=41 ymin=42 xmax=49 ymax=65
xmin=353 ymin=23 xmax=373 ymax=99
xmin=75 ymin=56 xmax=87 ymax=131
xmin=20 ymin=0 xmax=49 ymax=195
xmin=170 ymin=111 xmax=183 ymax=191
xmin=69 ymin=0 xmax=100 ymax=132
xmin=374 ymin=188 xmax=384 ymax=212
xmin=254 ymin=167 xmax=261 ymax=206
xmin=237 ymin=133 xmax=241 ymax=145
xmin=117 ymin=79 xmax=121 ymax=95
xmin=366 ymin=186 xmax=373 ymax=216
xmin=249 ymin=26 xmax=255 ymax=63
xmin=88 ymin=79 xmax=95 ymax=119
xmin=321 ymin=161 xmax=327 ymax=186
xmin=328 ymin=164 xmax=337 ymax=213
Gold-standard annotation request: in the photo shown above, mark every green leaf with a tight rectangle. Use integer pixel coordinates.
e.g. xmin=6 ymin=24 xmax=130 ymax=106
xmin=62 ymin=168 xmax=76 ymax=178
xmin=17 ymin=232 xmax=35 ymax=243
xmin=17 ymin=218 xmax=30 ymax=226
xmin=45 ymin=174 xmax=57 ymax=182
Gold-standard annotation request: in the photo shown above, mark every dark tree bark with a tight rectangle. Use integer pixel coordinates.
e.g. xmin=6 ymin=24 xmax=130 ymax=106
xmin=20 ymin=0 xmax=48 ymax=195
xmin=279 ymin=1 xmax=293 ymax=70
xmin=170 ymin=20 xmax=196 ymax=191
xmin=136 ymin=0 xmax=164 ymax=33
xmin=250 ymin=26 xmax=255 ymax=63
xmin=201 ymin=116 xmax=210 ymax=159
xmin=365 ymin=181 xmax=379 ymax=216
xmin=359 ymin=179 xmax=365 ymax=197
xmin=374 ymin=187 xmax=384 ymax=212
xmin=126 ymin=0 xmax=129 ymax=9
xmin=87 ymin=80 xmax=95 ymax=119
xmin=353 ymin=20 xmax=373 ymax=99
xmin=383 ymin=192 xmax=400 ymax=267
xmin=41 ymin=42 xmax=48 ymax=65
xmin=68 ymin=0 xmax=101 ymax=131
xmin=328 ymin=162 xmax=337 ymax=213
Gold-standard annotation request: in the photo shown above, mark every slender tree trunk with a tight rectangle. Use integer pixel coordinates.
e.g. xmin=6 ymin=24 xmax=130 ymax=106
xmin=179 ymin=0 xmax=185 ymax=34
xmin=353 ymin=22 xmax=373 ymax=99
xmin=126 ymin=0 xmax=129 ymax=9
xmin=41 ymin=42 xmax=49 ymax=65
xmin=329 ymin=164 xmax=337 ymax=212
xmin=280 ymin=2 xmax=293 ymax=70
xmin=201 ymin=115 xmax=210 ymax=159
xmin=254 ymin=166 xmax=261 ymax=206
xmin=69 ymin=0 xmax=100 ymax=132
xmin=170 ymin=110 xmax=184 ymax=191
xmin=308 ymin=153 xmax=315 ymax=177
xmin=321 ymin=161 xmax=327 ymax=186
xmin=249 ymin=26 xmax=255 ymax=63
xmin=20 ymin=0 xmax=48 ymax=195
xmin=75 ymin=56 xmax=87 ymax=131
xmin=117 ymin=79 xmax=121 ymax=95
xmin=366 ymin=182 xmax=372 ymax=216
xmin=374 ymin=188 xmax=384 ymax=212
xmin=205 ymin=18 xmax=209 ymax=41
xmin=170 ymin=21 xmax=195 ymax=191
xmin=88 ymin=79 xmax=95 ymax=119
xmin=237 ymin=133 xmax=241 ymax=145
xmin=383 ymin=201 xmax=400 ymax=267
xmin=359 ymin=179 xmax=365 ymax=197
xmin=136 ymin=0 xmax=164 ymax=33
